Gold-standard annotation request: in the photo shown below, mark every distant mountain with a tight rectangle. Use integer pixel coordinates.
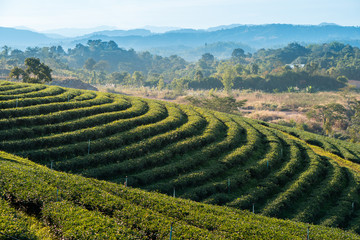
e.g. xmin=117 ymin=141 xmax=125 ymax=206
xmin=84 ymin=29 xmax=152 ymax=38
xmin=2 ymin=24 xmax=360 ymax=60
xmin=166 ymin=28 xmax=206 ymax=34
xmin=43 ymin=33 xmax=66 ymax=39
xmin=71 ymin=24 xmax=360 ymax=50
xmin=41 ymin=25 xmax=118 ymax=37
xmin=143 ymin=25 xmax=181 ymax=33
xmin=0 ymin=27 xmax=53 ymax=48
xmin=318 ymin=22 xmax=339 ymax=26
xmin=207 ymin=24 xmax=244 ymax=31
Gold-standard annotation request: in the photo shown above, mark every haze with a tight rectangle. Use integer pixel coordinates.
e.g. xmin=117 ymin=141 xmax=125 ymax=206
xmin=0 ymin=0 xmax=359 ymax=32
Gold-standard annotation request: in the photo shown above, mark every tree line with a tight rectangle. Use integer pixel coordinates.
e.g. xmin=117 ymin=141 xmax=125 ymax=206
xmin=2 ymin=40 xmax=360 ymax=92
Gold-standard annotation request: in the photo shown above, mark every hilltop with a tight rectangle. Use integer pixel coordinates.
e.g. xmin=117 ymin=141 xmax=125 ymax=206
xmin=0 ymin=81 xmax=360 ymax=238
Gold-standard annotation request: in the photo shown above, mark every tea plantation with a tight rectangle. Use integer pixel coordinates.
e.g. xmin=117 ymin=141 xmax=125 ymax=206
xmin=1 ymin=81 xmax=360 ymax=239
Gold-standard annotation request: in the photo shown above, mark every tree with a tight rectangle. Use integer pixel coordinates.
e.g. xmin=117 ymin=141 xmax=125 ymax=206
xmin=194 ymin=70 xmax=203 ymax=81
xmin=305 ymin=62 xmax=319 ymax=75
xmin=198 ymin=53 xmax=215 ymax=72
xmin=94 ymin=60 xmax=110 ymax=72
xmin=250 ymin=63 xmax=259 ymax=74
xmin=307 ymin=103 xmax=347 ymax=136
xmin=348 ymin=101 xmax=360 ymax=142
xmin=216 ymin=63 xmax=237 ymax=94
xmin=18 ymin=57 xmax=52 ymax=83
xmin=1 ymin=46 xmax=11 ymax=57
xmin=232 ymin=48 xmax=245 ymax=59
xmin=132 ymin=71 xmax=144 ymax=87
xmin=186 ymin=94 xmax=247 ymax=114
xmin=171 ymin=78 xmax=188 ymax=95
xmin=9 ymin=67 xmax=25 ymax=80
xmin=157 ymin=77 xmax=165 ymax=91
xmin=201 ymin=53 xmax=214 ymax=63
xmin=84 ymin=58 xmax=96 ymax=71
xmin=336 ymin=75 xmax=348 ymax=83
xmin=26 ymin=58 xmax=52 ymax=83
xmin=6 ymin=59 xmax=18 ymax=66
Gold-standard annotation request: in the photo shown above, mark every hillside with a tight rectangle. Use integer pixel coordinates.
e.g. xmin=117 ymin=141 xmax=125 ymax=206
xmin=1 ymin=81 xmax=360 ymax=238
xmin=2 ymin=151 xmax=360 ymax=239
xmin=0 ymin=27 xmax=52 ymax=49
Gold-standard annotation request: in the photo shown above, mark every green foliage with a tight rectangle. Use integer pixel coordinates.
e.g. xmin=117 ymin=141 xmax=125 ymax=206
xmin=157 ymin=77 xmax=165 ymax=91
xmin=186 ymin=94 xmax=246 ymax=114
xmin=8 ymin=66 xmax=25 ymax=80
xmin=216 ymin=62 xmax=237 ymax=93
xmin=83 ymin=58 xmax=96 ymax=71
xmin=132 ymin=71 xmax=144 ymax=87
xmin=337 ymin=75 xmax=349 ymax=83
xmin=0 ymin=82 xmax=360 ymax=239
xmin=24 ymin=57 xmax=52 ymax=83
xmin=8 ymin=58 xmax=52 ymax=83
xmin=3 ymin=41 xmax=360 ymax=92
xmin=307 ymin=103 xmax=348 ymax=135
xmin=0 ymin=151 xmax=359 ymax=239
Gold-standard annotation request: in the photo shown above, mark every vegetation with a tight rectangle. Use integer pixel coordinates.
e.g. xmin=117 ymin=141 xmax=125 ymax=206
xmin=2 ymin=41 xmax=360 ymax=93
xmin=1 ymin=81 xmax=360 ymax=239
xmin=2 ymin=150 xmax=360 ymax=239
xmin=9 ymin=57 xmax=52 ymax=83
xmin=185 ymin=94 xmax=247 ymax=114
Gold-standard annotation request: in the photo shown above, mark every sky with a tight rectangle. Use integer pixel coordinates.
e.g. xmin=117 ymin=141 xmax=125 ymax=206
xmin=0 ymin=0 xmax=359 ymax=32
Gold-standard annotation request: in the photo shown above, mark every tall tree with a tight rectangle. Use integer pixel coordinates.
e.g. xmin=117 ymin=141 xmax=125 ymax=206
xmin=84 ymin=58 xmax=96 ymax=71
xmin=307 ymin=103 xmax=347 ymax=136
xmin=16 ymin=57 xmax=53 ymax=83
xmin=232 ymin=48 xmax=245 ymax=59
xmin=132 ymin=71 xmax=144 ymax=87
xmin=8 ymin=67 xmax=25 ymax=80
xmin=216 ymin=63 xmax=236 ymax=94
xmin=1 ymin=46 xmax=11 ymax=57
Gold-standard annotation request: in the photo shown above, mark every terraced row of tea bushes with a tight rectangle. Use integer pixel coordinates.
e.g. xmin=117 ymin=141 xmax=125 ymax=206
xmin=0 ymin=84 xmax=46 ymax=96
xmin=1 ymin=82 xmax=360 ymax=235
xmin=0 ymin=96 xmax=132 ymax=140
xmin=0 ymin=81 xmax=27 ymax=92
xmin=81 ymin=107 xmax=211 ymax=179
xmin=0 ymin=197 xmax=53 ymax=239
xmin=42 ymin=201 xmax=141 ymax=239
xmin=297 ymin=161 xmax=347 ymax=221
xmin=20 ymin=102 xmax=185 ymax=163
xmin=1 ymin=98 xmax=151 ymax=152
xmin=135 ymin=113 xmax=244 ymax=191
xmin=0 ymin=91 xmax=104 ymax=118
xmin=0 ymin=94 xmax=130 ymax=132
xmin=0 ymin=88 xmax=82 ymax=109
xmin=0 ymin=85 xmax=64 ymax=101
xmin=261 ymin=148 xmax=327 ymax=217
xmin=270 ymin=123 xmax=360 ymax=163
xmin=0 ymin=151 xmax=359 ymax=239
xmin=58 ymin=106 xmax=208 ymax=173
xmin=227 ymin=138 xmax=306 ymax=210
xmin=144 ymin=114 xmax=247 ymax=193
xmin=179 ymin=120 xmax=281 ymax=202
xmin=173 ymin=119 xmax=264 ymax=203
xmin=320 ymin=171 xmax=360 ymax=229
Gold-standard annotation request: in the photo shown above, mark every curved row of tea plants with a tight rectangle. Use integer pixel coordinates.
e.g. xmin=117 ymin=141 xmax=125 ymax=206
xmin=1 ymin=81 xmax=360 ymax=236
xmin=0 ymin=151 xmax=359 ymax=239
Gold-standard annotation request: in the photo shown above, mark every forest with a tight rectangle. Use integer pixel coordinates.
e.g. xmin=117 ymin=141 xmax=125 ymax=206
xmin=1 ymin=41 xmax=359 ymax=93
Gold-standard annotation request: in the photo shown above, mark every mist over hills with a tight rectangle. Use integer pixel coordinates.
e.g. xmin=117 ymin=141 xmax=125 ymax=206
xmin=2 ymin=24 xmax=360 ymax=61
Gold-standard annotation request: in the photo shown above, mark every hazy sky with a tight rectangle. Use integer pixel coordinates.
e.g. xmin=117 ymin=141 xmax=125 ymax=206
xmin=0 ymin=0 xmax=359 ymax=31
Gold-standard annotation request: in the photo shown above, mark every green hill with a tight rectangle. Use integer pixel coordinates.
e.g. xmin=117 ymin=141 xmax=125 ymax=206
xmin=1 ymin=81 xmax=360 ymax=239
